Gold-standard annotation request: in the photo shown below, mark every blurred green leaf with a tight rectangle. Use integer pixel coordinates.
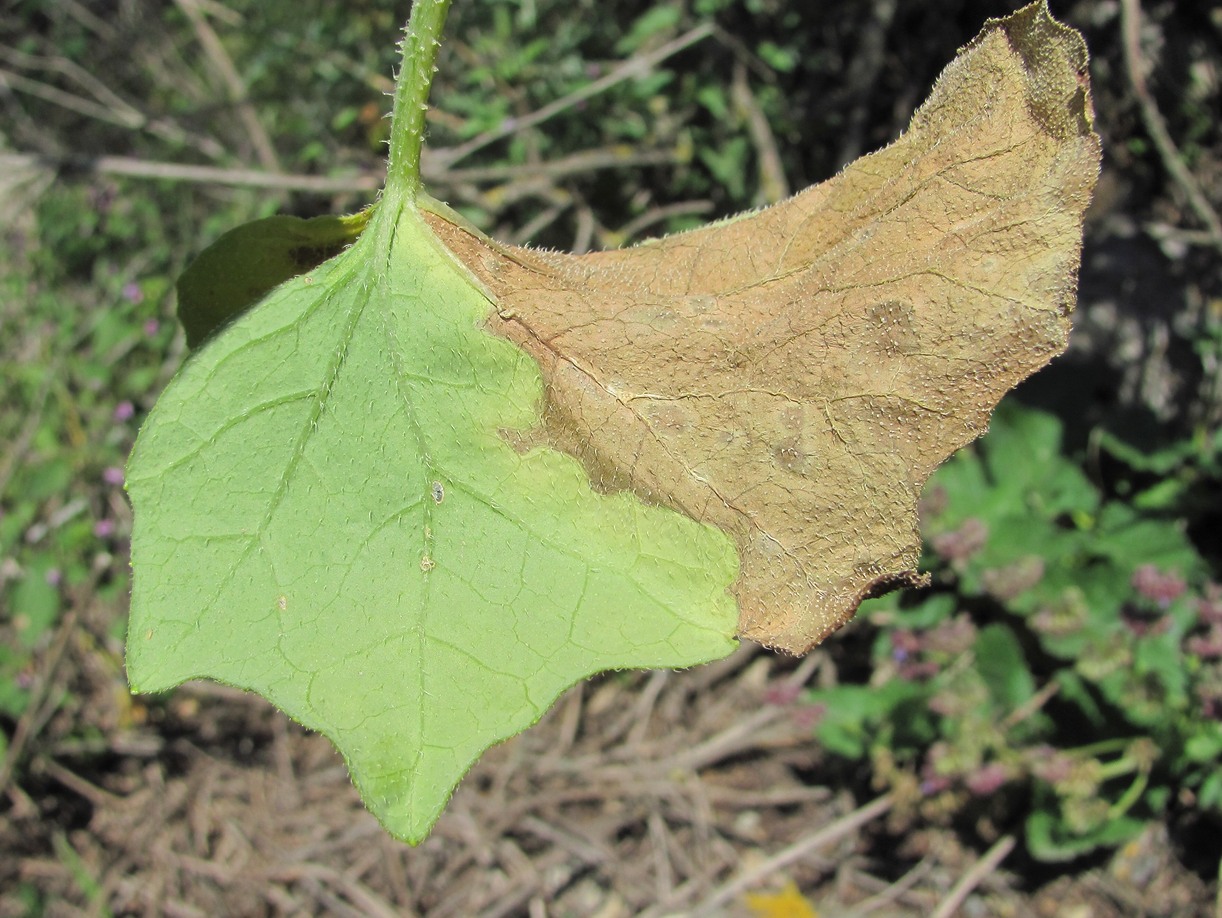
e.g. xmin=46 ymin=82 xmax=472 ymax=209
xmin=176 ymin=209 xmax=373 ymax=348
xmin=808 ymin=681 xmax=930 ymax=760
xmin=616 ymin=4 xmax=682 ymax=55
xmin=975 ymin=624 xmax=1035 ymax=711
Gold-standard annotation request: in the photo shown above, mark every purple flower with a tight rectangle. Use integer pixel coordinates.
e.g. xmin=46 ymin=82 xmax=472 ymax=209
xmin=920 ymin=775 xmax=952 ymax=795
xmin=1186 ymin=630 xmax=1222 ymax=659
xmin=965 ymin=761 xmax=1010 ymax=796
xmin=763 ymin=682 xmax=801 ymax=706
xmin=102 ymin=466 xmax=125 ymax=486
xmin=122 ymin=281 xmax=144 ymax=305
xmin=44 ymin=567 xmax=63 ymax=587
xmin=931 ymin=517 xmax=988 ymax=563
xmin=94 ymin=518 xmax=115 ymax=538
xmin=1196 ymin=677 xmax=1222 ymax=721
xmin=1032 ymin=589 xmax=1089 ymax=637
xmin=917 ymin=484 xmax=949 ymax=523
xmin=790 ymin=703 xmax=824 ymax=730
xmin=1122 ymin=602 xmax=1173 ymax=637
xmin=1031 ymin=748 xmax=1074 ymax=785
xmin=1195 ymin=583 xmax=1222 ymax=626
xmin=920 ymin=744 xmax=954 ymax=794
xmin=924 ymin=616 xmax=977 ymax=656
xmin=113 ymin=401 xmax=135 ymax=422
xmin=890 ymin=629 xmax=941 ymax=680
xmin=982 ymin=556 xmax=1045 ymax=601
xmin=143 ymin=319 xmax=160 ymax=337
xmin=1131 ymin=564 xmax=1186 ymax=607
xmin=891 ymin=629 xmax=920 ymax=662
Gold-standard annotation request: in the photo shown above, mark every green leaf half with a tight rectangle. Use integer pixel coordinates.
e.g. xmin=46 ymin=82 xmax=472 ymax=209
xmin=125 ymin=196 xmax=738 ymax=843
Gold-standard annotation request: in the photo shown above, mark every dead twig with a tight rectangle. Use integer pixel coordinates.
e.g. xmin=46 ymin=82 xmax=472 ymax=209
xmin=60 ymin=0 xmax=118 ymax=40
xmin=1001 ymin=679 xmax=1059 ymax=730
xmin=0 ymin=43 xmax=146 ymax=126
xmin=929 ymin=833 xmax=1017 ymax=918
xmin=0 ymin=145 xmax=681 ymax=205
xmin=668 ymin=650 xmax=822 ymax=772
xmin=852 ymin=856 xmax=934 ymax=914
xmin=688 ymin=793 xmax=895 ymax=915
xmin=434 ymin=144 xmax=676 ymax=185
xmin=509 ymin=201 xmax=570 ymax=246
xmin=270 ymin=863 xmax=404 ymax=918
xmin=36 ymin=758 xmax=121 ymax=809
xmin=1119 ymin=0 xmax=1222 ymax=251
xmin=0 ymin=67 xmax=226 ymax=159
xmin=0 ymin=604 xmax=80 ymax=797
xmin=1215 ymin=853 xmax=1221 ymax=918
xmin=434 ymin=23 xmax=716 ymax=169
xmin=614 ymin=199 xmax=716 ymax=245
xmin=0 ymin=152 xmax=380 ymax=194
xmin=731 ymin=60 xmax=790 ymax=204
xmin=626 ymin=669 xmax=671 ymax=747
xmin=0 ymin=65 xmax=144 ymax=130
xmin=172 ymin=0 xmax=280 ymax=171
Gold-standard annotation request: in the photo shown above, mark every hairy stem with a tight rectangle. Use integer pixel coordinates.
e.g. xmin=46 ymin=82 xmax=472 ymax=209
xmin=387 ymin=0 xmax=453 ymax=199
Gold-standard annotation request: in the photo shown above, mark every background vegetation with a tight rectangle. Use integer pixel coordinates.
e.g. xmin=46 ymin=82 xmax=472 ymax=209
xmin=2 ymin=0 xmax=1219 ymax=913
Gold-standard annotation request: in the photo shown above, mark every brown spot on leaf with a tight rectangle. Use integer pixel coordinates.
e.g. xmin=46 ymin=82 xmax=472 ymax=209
xmin=426 ymin=1 xmax=1099 ymax=653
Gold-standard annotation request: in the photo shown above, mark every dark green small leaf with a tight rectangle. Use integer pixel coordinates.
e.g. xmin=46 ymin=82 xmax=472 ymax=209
xmin=897 ymin=594 xmax=958 ymax=633
xmin=176 ymin=208 xmax=372 ymax=348
xmin=1184 ymin=726 xmax=1222 ymax=763
xmin=1093 ymin=504 xmax=1201 ymax=573
xmin=615 ymin=4 xmax=681 ymax=54
xmin=975 ymin=624 xmax=1036 ymax=711
xmin=12 ymin=561 xmax=60 ymax=648
xmin=1054 ymin=670 xmax=1107 ymax=728
xmin=808 ymin=681 xmax=929 ymax=760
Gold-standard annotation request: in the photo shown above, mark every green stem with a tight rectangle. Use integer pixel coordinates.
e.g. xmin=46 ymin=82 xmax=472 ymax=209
xmin=1065 ymin=737 xmax=1130 ymax=760
xmin=1096 ymin=754 xmax=1136 ymax=781
xmin=1107 ymin=769 xmax=1148 ymax=820
xmin=387 ymin=0 xmax=453 ymax=200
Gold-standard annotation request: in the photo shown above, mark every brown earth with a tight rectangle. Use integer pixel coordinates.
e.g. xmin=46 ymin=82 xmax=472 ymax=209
xmin=1 ymin=587 xmax=1216 ymax=916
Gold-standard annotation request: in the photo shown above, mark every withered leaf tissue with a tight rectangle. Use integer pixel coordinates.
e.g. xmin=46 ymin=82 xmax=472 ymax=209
xmin=426 ymin=0 xmax=1101 ymax=653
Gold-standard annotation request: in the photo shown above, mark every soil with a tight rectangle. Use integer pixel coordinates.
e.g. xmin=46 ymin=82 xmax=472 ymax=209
xmin=1 ymin=597 xmax=1217 ymax=916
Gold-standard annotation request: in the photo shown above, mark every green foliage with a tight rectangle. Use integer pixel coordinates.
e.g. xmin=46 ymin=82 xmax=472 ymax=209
xmin=0 ymin=176 xmax=185 ymax=723
xmin=420 ymin=0 xmax=818 ymax=238
xmin=805 ymin=400 xmax=1222 ymax=862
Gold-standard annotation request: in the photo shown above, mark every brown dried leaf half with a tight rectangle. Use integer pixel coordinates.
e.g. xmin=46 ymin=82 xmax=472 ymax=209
xmin=426 ymin=0 xmax=1101 ymax=653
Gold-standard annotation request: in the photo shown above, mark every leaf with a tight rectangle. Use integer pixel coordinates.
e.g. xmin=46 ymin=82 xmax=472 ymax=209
xmin=127 ymin=0 xmax=1098 ymax=844
xmin=806 ymin=680 xmax=931 ymax=759
xmin=426 ymin=0 xmax=1100 ymax=652
xmin=176 ymin=209 xmax=372 ymax=348
xmin=974 ymin=624 xmax=1036 ymax=711
xmin=974 ymin=403 xmax=1098 ymax=521
xmin=126 ymin=196 xmax=739 ymax=843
